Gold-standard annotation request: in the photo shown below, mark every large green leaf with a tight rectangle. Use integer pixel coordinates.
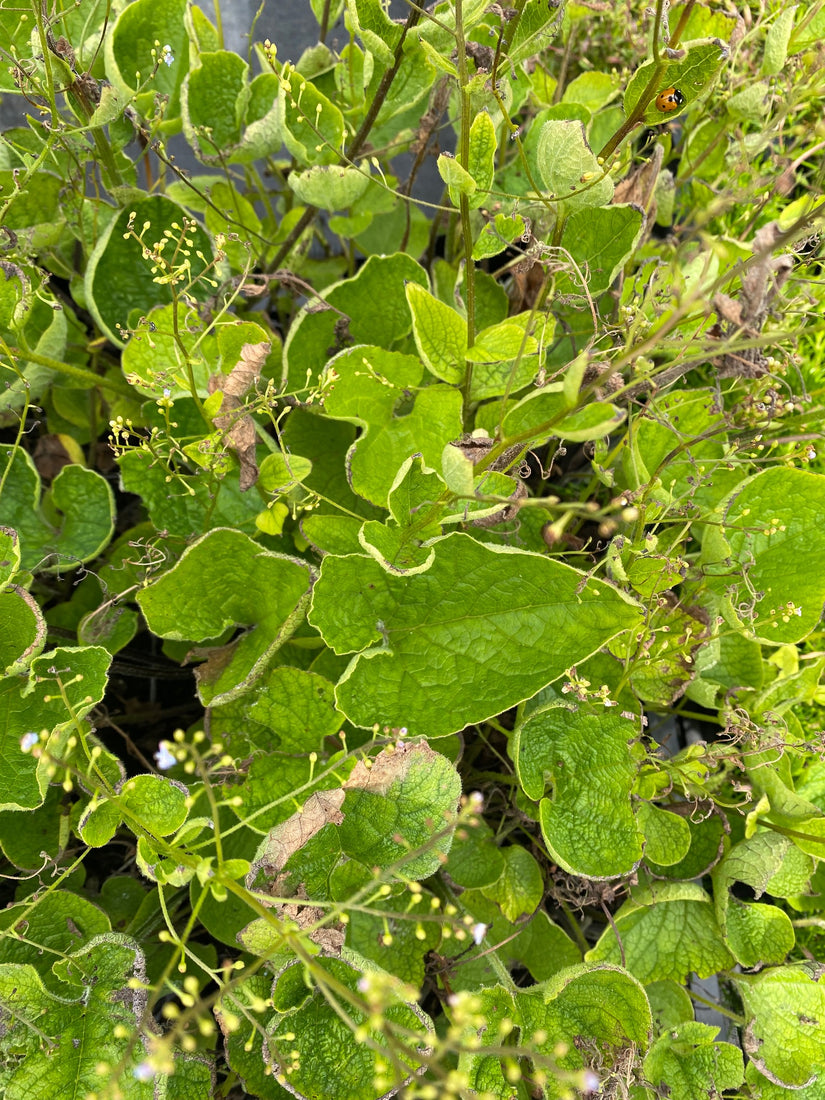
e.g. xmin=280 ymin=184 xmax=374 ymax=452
xmin=0 ymin=645 xmax=111 ymax=812
xmin=85 ymin=196 xmax=215 ymax=346
xmin=0 ymin=446 xmax=114 ymax=573
xmin=0 ymin=936 xmax=160 ymax=1098
xmin=103 ymin=0 xmax=188 ymax=120
xmin=515 ymin=963 xmax=651 ymax=1093
xmin=733 ymin=964 xmax=825 ymax=1089
xmin=181 ymin=50 xmax=249 ymax=161
xmin=513 ymin=706 xmax=645 ymax=878
xmin=643 ymin=1021 xmax=744 ymax=1099
xmin=320 ymin=345 xmax=463 ymax=506
xmin=623 ymin=39 xmax=728 ymax=124
xmin=265 ymin=955 xmax=431 ymax=1100
xmin=712 ymin=467 xmax=825 ymax=643
xmin=137 ymin=528 xmax=314 ymax=705
xmin=536 ymin=119 xmax=614 ymax=211
xmin=586 ymin=882 xmax=734 ymax=984
xmin=282 ymin=253 xmax=428 ymax=389
xmin=309 ymin=533 xmax=641 ymax=735
xmin=117 ymin=448 xmax=263 ymax=539
xmin=712 ymin=833 xmax=809 ymax=967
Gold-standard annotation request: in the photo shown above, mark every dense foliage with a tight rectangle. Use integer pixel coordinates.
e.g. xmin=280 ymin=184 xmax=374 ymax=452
xmin=1 ymin=0 xmax=825 ymax=1097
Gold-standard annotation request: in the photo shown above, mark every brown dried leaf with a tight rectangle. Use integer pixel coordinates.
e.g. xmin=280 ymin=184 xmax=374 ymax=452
xmin=209 ymin=341 xmax=269 ymax=491
xmin=253 ymin=789 xmax=346 ymax=880
xmin=344 ymin=740 xmax=438 ymax=796
xmin=33 ymin=434 xmax=76 ymax=481
xmin=712 ymin=222 xmax=794 ymax=379
xmin=613 ymin=144 xmax=662 ymax=218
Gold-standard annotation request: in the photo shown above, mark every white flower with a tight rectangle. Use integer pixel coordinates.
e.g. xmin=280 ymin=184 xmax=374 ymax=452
xmin=471 ymin=923 xmax=487 ymax=945
xmin=154 ymin=742 xmax=176 ymax=770
xmin=20 ymin=732 xmax=39 ymax=752
xmin=161 ymin=44 xmax=174 ymax=67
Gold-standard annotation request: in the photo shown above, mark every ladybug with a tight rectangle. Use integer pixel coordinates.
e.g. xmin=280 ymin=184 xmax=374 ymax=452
xmin=655 ymin=87 xmax=685 ymax=112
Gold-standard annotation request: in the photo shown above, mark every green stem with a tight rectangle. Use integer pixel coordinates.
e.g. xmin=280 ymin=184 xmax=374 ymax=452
xmin=687 ymin=988 xmax=745 ymax=1025
xmin=598 ymin=0 xmax=698 ymax=161
xmin=270 ymin=4 xmax=422 ymax=271
xmin=454 ymin=0 xmax=477 ymax=430
xmin=10 ymin=343 xmax=134 ymax=397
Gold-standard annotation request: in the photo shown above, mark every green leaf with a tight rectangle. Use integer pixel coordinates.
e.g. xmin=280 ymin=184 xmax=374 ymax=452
xmin=289 ymin=164 xmax=370 ymax=210
xmin=0 ymin=937 xmax=159 ymax=1097
xmin=343 ymin=879 xmax=441 ymax=986
xmin=338 ymin=742 xmax=460 ymax=879
xmin=465 ymin=111 xmax=497 ymax=209
xmin=479 ymin=845 xmax=543 ymax=922
xmin=586 ymin=882 xmax=735 ymax=984
xmin=501 ymin=384 xmax=625 ymax=443
xmin=0 ymin=646 xmax=111 ymax=812
xmin=536 ymin=120 xmax=614 ymax=210
xmin=472 ymin=213 xmax=527 ymax=261
xmin=320 ymin=345 xmax=463 ymax=507
xmin=235 ymin=72 xmax=283 ymax=163
xmin=405 ymin=282 xmax=468 ymax=384
xmin=467 ymin=313 xmax=548 ymax=401
xmin=267 ymin=956 xmax=432 ymax=1099
xmin=137 ymin=528 xmax=314 ymax=705
xmin=456 ymin=986 xmax=519 ymax=1099
xmin=258 ymin=451 xmax=313 ymax=496
xmin=712 ymin=833 xmax=808 ymax=967
xmin=248 ymin=667 xmax=344 ymax=752
xmin=0 ymin=892 xmax=111 ymax=992
xmin=0 ymin=583 xmax=46 ymax=676
xmin=445 ymin=818 xmax=506 ymax=889
xmin=687 ymin=628 xmax=764 ymax=708
xmin=117 ymin=448 xmax=263 ymax=539
xmin=514 ymin=706 xmax=644 ymax=878
xmin=646 ymin=979 xmax=695 ymax=1033
xmin=712 ymin=467 xmax=825 ymax=643
xmin=80 ymin=774 xmax=189 ymax=850
xmin=344 ymin=0 xmax=403 ymax=65
xmin=217 ymin=974 xmax=294 ymax=1100
xmin=438 ymin=153 xmax=477 ymax=203
xmin=104 ymin=0 xmax=187 ymax=117
xmin=0 ymin=446 xmax=114 ymax=573
xmin=508 ymin=0 xmax=564 ymax=65
xmin=643 ymin=1021 xmax=744 ymax=1100
xmin=620 ymin=388 xmax=739 ymax=512
xmin=283 ymin=253 xmax=428 ymax=389
xmin=181 ymin=50 xmax=249 ymax=161
xmin=0 ymin=786 xmax=65 ymax=871
xmin=119 ymin=302 xmax=217 ymax=398
xmin=558 ymin=204 xmax=645 ymax=297
xmin=516 ymin=963 xmax=651 ymax=1078
xmin=309 ymin=533 xmax=641 ymax=736
xmin=733 ymin=964 xmax=825 ymax=1088
xmin=745 ymin=1061 xmax=825 ymax=1099
xmin=625 ymin=599 xmax=709 ymax=707
xmin=275 ymin=65 xmax=345 ymax=166
xmin=562 ymin=71 xmax=620 ymax=111
xmin=637 ymin=802 xmax=692 ymax=867
xmin=623 ymin=39 xmax=728 ymax=124
xmin=85 ymin=196 xmax=215 ymax=347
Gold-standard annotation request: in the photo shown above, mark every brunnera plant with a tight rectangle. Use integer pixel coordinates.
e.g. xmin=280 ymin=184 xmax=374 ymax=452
xmin=1 ymin=0 xmax=825 ymax=1097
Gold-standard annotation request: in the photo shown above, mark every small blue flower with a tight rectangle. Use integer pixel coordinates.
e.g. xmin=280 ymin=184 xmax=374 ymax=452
xmin=161 ymin=44 xmax=174 ymax=67
xmin=133 ymin=1063 xmax=154 ymax=1082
